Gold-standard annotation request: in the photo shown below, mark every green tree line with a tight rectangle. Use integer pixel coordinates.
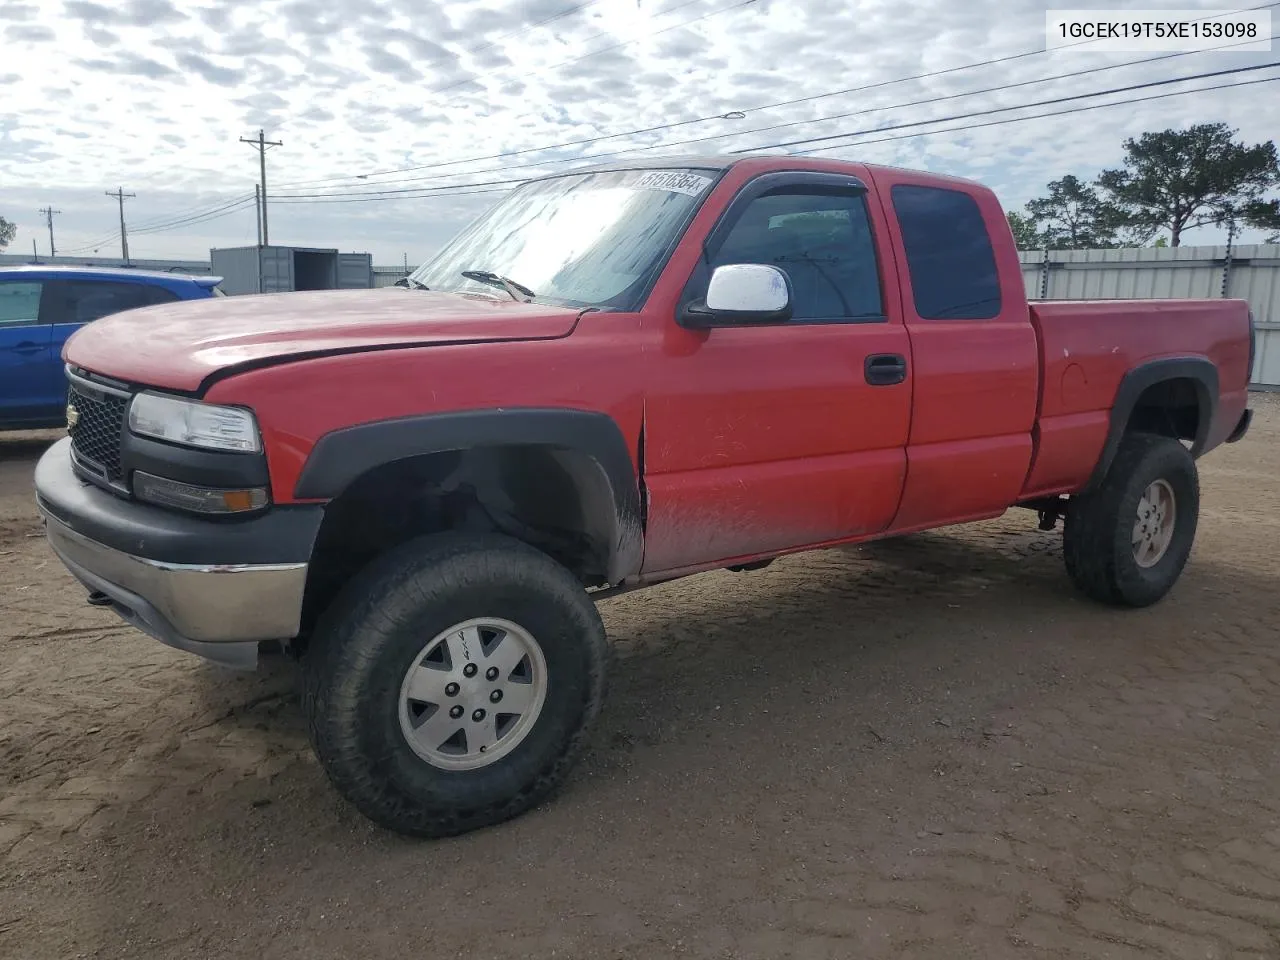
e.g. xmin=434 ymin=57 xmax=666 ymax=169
xmin=1008 ymin=122 xmax=1280 ymax=249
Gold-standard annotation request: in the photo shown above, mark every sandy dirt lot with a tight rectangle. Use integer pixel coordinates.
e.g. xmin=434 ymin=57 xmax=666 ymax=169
xmin=2 ymin=400 xmax=1279 ymax=960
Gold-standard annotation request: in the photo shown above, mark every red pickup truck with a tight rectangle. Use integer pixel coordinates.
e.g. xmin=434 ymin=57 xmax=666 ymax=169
xmin=35 ymin=155 xmax=1254 ymax=837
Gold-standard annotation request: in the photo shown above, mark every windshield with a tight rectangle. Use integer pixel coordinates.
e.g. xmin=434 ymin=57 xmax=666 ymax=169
xmin=409 ymin=168 xmax=719 ymax=310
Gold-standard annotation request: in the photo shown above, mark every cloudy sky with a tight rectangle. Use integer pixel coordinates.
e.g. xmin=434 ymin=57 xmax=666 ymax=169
xmin=1 ymin=0 xmax=1278 ymax=267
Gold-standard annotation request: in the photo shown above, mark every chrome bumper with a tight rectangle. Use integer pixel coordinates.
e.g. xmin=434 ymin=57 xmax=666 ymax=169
xmin=34 ymin=437 xmax=322 ymax=671
xmin=42 ymin=512 xmax=307 ymax=669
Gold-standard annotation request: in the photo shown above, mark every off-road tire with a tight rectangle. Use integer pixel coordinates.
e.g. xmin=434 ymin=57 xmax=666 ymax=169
xmin=302 ymin=532 xmax=610 ymax=838
xmin=1063 ymin=433 xmax=1199 ymax=607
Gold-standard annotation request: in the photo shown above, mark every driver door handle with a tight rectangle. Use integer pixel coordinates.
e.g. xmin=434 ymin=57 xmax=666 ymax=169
xmin=865 ymin=353 xmax=907 ymax=386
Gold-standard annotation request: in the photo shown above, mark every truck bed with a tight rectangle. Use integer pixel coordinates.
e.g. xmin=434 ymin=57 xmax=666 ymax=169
xmin=1021 ymin=298 xmax=1253 ymax=499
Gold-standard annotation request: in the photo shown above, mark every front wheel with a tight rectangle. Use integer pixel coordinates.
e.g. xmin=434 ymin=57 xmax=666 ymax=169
xmin=1063 ymin=433 xmax=1199 ymax=607
xmin=302 ymin=532 xmax=609 ymax=838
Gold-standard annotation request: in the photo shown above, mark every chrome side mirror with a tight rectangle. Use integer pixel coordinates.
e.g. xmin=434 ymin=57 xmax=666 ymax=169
xmin=681 ymin=263 xmax=792 ymax=328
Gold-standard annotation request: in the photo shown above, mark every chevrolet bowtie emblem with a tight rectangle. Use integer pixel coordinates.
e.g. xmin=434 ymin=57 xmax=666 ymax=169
xmin=66 ymin=403 xmax=79 ymax=429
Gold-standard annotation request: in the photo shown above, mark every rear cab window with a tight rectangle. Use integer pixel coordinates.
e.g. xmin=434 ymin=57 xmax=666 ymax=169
xmin=890 ymin=184 xmax=1002 ymax=320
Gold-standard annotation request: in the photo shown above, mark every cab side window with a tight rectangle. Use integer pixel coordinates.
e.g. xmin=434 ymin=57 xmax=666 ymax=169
xmin=709 ymin=190 xmax=884 ymax=322
xmin=0 ymin=282 xmax=44 ymax=327
xmin=891 ymin=184 xmax=1002 ymax=320
xmin=44 ymin=280 xmax=180 ymax=324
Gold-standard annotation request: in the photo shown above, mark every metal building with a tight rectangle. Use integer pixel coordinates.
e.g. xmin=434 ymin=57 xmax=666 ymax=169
xmin=210 ymin=245 xmax=374 ymax=296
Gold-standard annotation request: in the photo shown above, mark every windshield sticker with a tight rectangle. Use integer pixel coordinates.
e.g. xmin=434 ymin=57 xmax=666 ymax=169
xmin=631 ymin=171 xmax=715 ymax=197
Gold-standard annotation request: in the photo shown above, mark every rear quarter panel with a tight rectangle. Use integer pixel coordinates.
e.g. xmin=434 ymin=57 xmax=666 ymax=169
xmin=1022 ymin=298 xmax=1252 ymax=498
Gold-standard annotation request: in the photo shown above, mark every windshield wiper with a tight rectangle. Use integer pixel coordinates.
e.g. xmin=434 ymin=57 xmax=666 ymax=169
xmin=461 ymin=269 xmax=535 ymax=302
xmin=394 ymin=276 xmax=429 ymax=290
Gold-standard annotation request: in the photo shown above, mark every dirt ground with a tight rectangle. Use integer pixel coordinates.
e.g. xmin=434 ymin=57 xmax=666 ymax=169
xmin=2 ymin=401 xmax=1279 ymax=960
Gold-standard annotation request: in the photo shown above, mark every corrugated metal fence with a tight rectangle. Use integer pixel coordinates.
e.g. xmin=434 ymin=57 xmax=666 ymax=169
xmin=373 ymin=266 xmax=411 ymax=287
xmin=1018 ymin=244 xmax=1280 ymax=387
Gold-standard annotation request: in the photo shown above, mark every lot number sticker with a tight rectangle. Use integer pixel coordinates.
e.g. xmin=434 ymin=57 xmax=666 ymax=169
xmin=632 ymin=171 xmax=714 ymax=196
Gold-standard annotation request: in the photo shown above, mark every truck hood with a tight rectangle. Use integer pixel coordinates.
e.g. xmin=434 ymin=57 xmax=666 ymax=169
xmin=63 ymin=288 xmax=585 ymax=392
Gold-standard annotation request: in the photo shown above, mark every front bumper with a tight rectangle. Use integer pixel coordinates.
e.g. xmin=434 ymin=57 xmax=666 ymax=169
xmin=35 ymin=438 xmax=323 ymax=670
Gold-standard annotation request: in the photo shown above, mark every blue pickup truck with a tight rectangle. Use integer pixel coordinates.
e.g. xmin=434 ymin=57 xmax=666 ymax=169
xmin=0 ymin=265 xmax=222 ymax=430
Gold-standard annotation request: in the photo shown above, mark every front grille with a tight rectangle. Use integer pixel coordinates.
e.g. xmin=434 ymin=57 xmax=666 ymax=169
xmin=68 ymin=378 xmax=130 ymax=486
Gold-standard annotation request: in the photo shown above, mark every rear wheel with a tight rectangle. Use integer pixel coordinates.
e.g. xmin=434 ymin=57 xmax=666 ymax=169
xmin=302 ymin=532 xmax=609 ymax=837
xmin=1063 ymin=433 xmax=1199 ymax=607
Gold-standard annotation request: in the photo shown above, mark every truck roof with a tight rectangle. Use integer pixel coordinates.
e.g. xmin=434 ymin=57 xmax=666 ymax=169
xmin=528 ymin=152 xmax=992 ymax=193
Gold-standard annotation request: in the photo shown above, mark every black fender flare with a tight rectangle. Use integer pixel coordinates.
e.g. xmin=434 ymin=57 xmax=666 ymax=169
xmin=293 ymin=408 xmax=643 ymax=582
xmin=1083 ymin=356 xmax=1218 ymax=493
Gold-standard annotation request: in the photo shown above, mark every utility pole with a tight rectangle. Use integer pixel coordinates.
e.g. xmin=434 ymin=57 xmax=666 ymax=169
xmin=38 ymin=206 xmax=60 ymax=258
xmin=254 ymin=184 xmax=262 ymax=246
xmin=106 ymin=187 xmax=136 ymax=263
xmin=239 ymin=129 xmax=282 ymax=245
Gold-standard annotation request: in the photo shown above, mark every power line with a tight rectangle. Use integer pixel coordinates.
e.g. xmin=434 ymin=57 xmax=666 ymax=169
xmin=131 ymin=197 xmax=258 ymax=235
xmin=791 ymin=74 xmax=1280 ymax=156
xmin=57 ymin=233 xmax=117 ymax=255
xmin=270 ymin=104 xmax=748 ymax=192
xmin=643 ymin=37 xmax=1280 ymax=158
xmin=272 ymin=185 xmax=518 ymax=205
xmin=62 ymin=195 xmax=260 ymax=254
xmin=130 ymin=195 xmax=257 ymax=233
xmin=272 ymin=59 xmax=1280 ymax=202
xmin=105 ymin=187 xmax=135 ymax=263
xmin=275 ymin=33 xmax=1277 ymax=199
xmin=272 ymin=0 xmax=1278 ymax=191
xmin=267 ymin=67 xmax=1280 ymax=207
xmin=57 ymin=69 xmax=1280 ymax=237
xmin=737 ymin=59 xmax=1280 ymax=154
xmin=129 ymin=193 xmax=256 ymax=231
xmin=272 ymin=185 xmax=513 ymax=204
xmin=240 ymin=129 xmax=282 ymax=244
xmin=63 ymin=192 xmax=260 ymax=253
xmin=62 ymin=72 xmax=1280 ymax=235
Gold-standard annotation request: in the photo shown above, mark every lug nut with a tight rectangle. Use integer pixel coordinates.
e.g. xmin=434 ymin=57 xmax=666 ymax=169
xmin=445 ymin=682 xmax=460 ymax=697
xmin=472 ymin=708 xmax=486 ymax=722
xmin=490 ymin=689 xmax=503 ymax=703
xmin=449 ymin=705 xmax=464 ymax=719
xmin=486 ymin=666 xmax=499 ymax=681
xmin=463 ymin=663 xmax=478 ymax=678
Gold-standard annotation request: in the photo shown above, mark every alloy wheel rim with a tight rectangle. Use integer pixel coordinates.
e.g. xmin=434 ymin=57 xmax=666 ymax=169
xmin=398 ymin=617 xmax=548 ymax=771
xmin=1132 ymin=479 xmax=1176 ymax=569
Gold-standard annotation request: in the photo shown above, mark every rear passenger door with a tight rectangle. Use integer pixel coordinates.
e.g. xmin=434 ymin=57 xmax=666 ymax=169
xmin=0 ymin=279 xmax=54 ymax=425
xmin=870 ymin=173 xmax=1040 ymax=531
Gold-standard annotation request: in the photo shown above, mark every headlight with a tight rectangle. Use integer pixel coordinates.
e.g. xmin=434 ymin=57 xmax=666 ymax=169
xmin=128 ymin=392 xmax=261 ymax=453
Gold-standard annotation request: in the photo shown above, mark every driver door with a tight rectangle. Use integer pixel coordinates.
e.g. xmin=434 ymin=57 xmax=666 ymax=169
xmin=641 ymin=170 xmax=912 ymax=575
